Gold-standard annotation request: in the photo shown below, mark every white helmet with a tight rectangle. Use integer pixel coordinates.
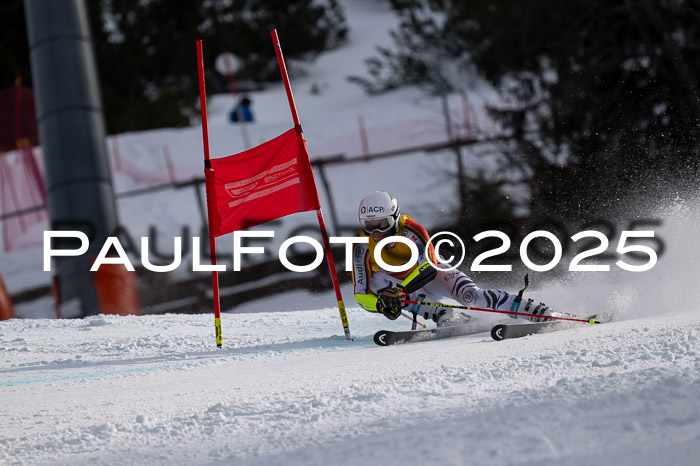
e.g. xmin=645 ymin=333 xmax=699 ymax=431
xmin=358 ymin=191 xmax=400 ymax=234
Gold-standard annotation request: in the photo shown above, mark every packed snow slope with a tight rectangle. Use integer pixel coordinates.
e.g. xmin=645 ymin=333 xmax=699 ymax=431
xmin=1 ymin=304 xmax=699 ymax=465
xmin=2 ymin=196 xmax=700 ymax=465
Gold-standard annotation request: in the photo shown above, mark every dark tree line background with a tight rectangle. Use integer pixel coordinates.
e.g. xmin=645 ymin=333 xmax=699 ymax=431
xmin=1 ymin=0 xmax=346 ymax=133
xmin=352 ymin=0 xmax=700 ymax=226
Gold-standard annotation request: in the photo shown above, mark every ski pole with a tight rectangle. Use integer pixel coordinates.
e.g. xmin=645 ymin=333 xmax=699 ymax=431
xmin=410 ymin=294 xmax=425 ymax=330
xmin=401 ymin=299 xmax=599 ymax=324
xmin=401 ymin=311 xmax=428 ymax=328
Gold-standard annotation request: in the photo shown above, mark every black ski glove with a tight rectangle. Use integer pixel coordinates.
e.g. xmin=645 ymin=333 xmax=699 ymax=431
xmin=376 ymin=286 xmax=407 ymax=320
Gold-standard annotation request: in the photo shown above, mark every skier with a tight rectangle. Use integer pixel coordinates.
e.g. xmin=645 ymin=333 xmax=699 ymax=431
xmin=229 ymin=96 xmax=254 ymax=123
xmin=352 ymin=191 xmax=559 ymax=327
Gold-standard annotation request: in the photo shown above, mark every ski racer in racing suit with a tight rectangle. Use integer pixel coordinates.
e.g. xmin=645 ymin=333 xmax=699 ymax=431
xmin=352 ymin=191 xmax=559 ymax=327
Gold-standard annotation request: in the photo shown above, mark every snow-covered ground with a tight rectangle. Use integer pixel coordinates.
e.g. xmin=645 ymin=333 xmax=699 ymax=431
xmin=2 ymin=0 xmax=700 ymax=464
xmin=1 ymin=300 xmax=700 ymax=465
xmin=2 ymin=196 xmax=699 ymax=465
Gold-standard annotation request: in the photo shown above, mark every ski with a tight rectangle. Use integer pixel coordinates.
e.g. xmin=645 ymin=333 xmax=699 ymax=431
xmin=491 ymin=311 xmax=609 ymax=341
xmin=374 ymin=324 xmax=482 ymax=346
xmin=490 ymin=322 xmax=563 ymax=341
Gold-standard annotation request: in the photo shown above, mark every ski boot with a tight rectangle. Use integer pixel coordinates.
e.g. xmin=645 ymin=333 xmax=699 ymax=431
xmin=435 ymin=308 xmax=472 ymax=327
xmin=522 ymin=298 xmax=581 ymax=323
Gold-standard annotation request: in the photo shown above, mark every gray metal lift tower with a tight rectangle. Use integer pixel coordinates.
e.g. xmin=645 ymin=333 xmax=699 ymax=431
xmin=25 ymin=0 xmax=119 ymax=317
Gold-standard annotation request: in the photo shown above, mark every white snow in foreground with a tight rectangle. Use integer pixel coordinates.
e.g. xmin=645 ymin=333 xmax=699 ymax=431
xmin=1 ymin=307 xmax=699 ymax=466
xmin=4 ymin=194 xmax=700 ymax=465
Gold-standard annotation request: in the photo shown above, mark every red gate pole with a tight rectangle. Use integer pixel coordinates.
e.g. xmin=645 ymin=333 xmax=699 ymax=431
xmin=196 ymin=40 xmax=223 ymax=347
xmin=270 ymin=29 xmax=352 ymax=340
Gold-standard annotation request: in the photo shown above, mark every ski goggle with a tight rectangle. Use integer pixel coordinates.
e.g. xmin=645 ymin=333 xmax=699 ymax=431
xmin=361 ymin=217 xmax=395 ymax=234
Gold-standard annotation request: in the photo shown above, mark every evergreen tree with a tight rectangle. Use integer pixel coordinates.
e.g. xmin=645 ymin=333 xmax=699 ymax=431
xmin=91 ymin=0 xmax=347 ymax=132
xmin=0 ymin=1 xmax=32 ymax=89
xmin=354 ymin=0 xmax=700 ymax=221
xmin=3 ymin=0 xmax=347 ymax=133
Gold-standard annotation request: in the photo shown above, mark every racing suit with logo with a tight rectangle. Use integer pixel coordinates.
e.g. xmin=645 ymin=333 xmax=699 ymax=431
xmin=352 ymin=215 xmax=544 ymax=324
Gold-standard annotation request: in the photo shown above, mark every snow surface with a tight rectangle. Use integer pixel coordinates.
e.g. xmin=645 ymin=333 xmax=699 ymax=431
xmin=2 ymin=301 xmax=700 ymax=465
xmin=2 ymin=0 xmax=700 ymax=464
xmin=7 ymin=186 xmax=700 ymax=465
